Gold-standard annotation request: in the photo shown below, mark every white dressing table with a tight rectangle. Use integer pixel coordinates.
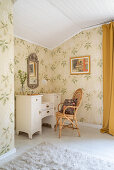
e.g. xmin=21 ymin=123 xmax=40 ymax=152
xmin=16 ymin=93 xmax=61 ymax=139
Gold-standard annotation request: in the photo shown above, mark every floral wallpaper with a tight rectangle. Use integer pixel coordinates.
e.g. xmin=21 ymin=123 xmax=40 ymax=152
xmin=14 ymin=26 xmax=103 ymax=125
xmin=51 ymin=27 xmax=103 ymax=125
xmin=0 ymin=0 xmax=14 ymax=156
xmin=0 ymin=0 xmax=103 ymax=158
xmin=14 ymin=37 xmax=53 ymax=94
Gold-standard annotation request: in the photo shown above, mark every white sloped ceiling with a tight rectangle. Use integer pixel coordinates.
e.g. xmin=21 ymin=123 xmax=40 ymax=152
xmin=14 ymin=0 xmax=114 ymax=49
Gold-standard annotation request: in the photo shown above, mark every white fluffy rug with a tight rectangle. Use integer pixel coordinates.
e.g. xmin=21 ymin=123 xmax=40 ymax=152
xmin=0 ymin=142 xmax=114 ymax=170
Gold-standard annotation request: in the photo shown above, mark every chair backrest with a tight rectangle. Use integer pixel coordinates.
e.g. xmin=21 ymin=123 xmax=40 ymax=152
xmin=72 ymin=88 xmax=83 ymax=107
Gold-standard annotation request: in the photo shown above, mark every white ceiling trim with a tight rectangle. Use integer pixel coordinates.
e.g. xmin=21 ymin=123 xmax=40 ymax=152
xmin=15 ymin=20 xmax=111 ymax=50
xmin=53 ymin=20 xmax=113 ymax=50
xmin=50 ymin=23 xmax=103 ymax=50
xmin=14 ymin=34 xmax=52 ymax=50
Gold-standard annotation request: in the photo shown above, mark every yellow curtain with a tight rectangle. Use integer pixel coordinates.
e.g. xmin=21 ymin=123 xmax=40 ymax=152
xmin=101 ymin=22 xmax=114 ymax=135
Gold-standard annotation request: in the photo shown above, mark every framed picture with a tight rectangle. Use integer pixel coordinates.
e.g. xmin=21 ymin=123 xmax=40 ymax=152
xmin=29 ymin=61 xmax=36 ymax=77
xmin=70 ymin=56 xmax=90 ymax=75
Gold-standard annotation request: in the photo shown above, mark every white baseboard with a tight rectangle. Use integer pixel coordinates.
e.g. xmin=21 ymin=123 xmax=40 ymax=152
xmin=0 ymin=148 xmax=16 ymax=161
xmin=78 ymin=121 xmax=102 ymax=129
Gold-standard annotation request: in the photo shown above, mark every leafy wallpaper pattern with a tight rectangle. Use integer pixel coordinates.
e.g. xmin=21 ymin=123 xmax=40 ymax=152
xmin=14 ymin=38 xmax=53 ymax=94
xmin=51 ymin=27 xmax=103 ymax=125
xmin=15 ymin=26 xmax=103 ymax=125
xmin=0 ymin=0 xmax=103 ymax=158
xmin=0 ymin=0 xmax=14 ymax=156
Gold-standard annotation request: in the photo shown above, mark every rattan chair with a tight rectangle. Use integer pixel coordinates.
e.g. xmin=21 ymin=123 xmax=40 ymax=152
xmin=55 ymin=88 xmax=83 ymax=138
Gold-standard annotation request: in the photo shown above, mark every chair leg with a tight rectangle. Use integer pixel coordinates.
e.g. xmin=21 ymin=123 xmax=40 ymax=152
xmin=72 ymin=119 xmax=74 ymax=129
xmin=55 ymin=117 xmax=59 ymax=131
xmin=59 ymin=117 xmax=62 ymax=138
xmin=74 ymin=118 xmax=80 ymax=137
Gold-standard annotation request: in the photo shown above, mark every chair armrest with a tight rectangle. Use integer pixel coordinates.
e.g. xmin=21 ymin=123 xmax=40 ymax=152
xmin=58 ymin=103 xmax=64 ymax=112
xmin=63 ymin=106 xmax=78 ymax=114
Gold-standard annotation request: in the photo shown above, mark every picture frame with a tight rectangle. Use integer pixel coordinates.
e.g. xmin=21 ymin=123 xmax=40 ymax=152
xmin=70 ymin=56 xmax=90 ymax=75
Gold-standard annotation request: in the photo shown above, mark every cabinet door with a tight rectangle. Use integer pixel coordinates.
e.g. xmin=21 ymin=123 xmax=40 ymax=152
xmin=32 ymin=109 xmax=41 ymax=132
xmin=31 ymin=96 xmax=42 ymax=132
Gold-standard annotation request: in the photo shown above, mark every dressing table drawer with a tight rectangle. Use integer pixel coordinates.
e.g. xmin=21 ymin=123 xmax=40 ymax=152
xmin=41 ymin=102 xmax=53 ymax=111
xmin=32 ymin=96 xmax=41 ymax=103
xmin=41 ymin=109 xmax=53 ymax=119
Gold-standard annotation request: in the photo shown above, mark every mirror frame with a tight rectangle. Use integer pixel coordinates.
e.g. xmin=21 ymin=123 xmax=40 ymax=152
xmin=27 ymin=53 xmax=39 ymax=89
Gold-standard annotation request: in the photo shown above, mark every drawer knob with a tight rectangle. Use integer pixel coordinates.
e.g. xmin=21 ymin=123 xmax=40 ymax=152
xmin=39 ymin=111 xmax=41 ymax=114
xmin=47 ymin=111 xmax=49 ymax=113
xmin=36 ymin=99 xmax=38 ymax=101
xmin=46 ymin=105 xmax=49 ymax=107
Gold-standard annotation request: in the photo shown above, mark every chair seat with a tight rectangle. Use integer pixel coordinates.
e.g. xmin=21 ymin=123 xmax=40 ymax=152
xmin=59 ymin=110 xmax=74 ymax=115
xmin=56 ymin=112 xmax=74 ymax=119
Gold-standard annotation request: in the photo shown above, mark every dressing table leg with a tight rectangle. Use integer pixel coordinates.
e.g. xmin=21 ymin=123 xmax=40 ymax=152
xmin=51 ymin=123 xmax=55 ymax=129
xmin=28 ymin=133 xmax=32 ymax=139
